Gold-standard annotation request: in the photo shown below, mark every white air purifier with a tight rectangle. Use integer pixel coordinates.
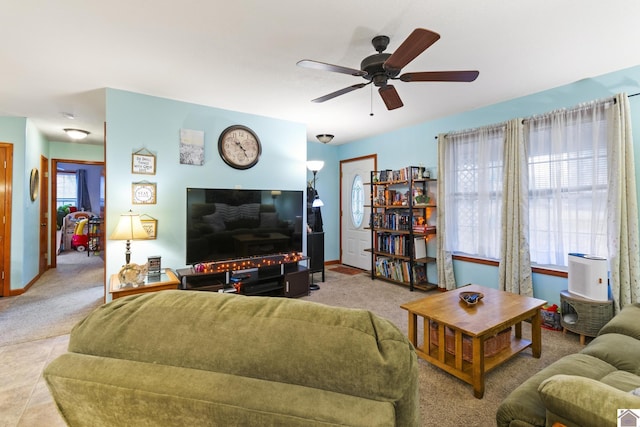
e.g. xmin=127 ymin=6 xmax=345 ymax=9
xmin=567 ymin=253 xmax=609 ymax=301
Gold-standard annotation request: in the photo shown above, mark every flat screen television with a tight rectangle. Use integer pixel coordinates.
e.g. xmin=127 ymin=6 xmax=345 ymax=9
xmin=186 ymin=188 xmax=304 ymax=265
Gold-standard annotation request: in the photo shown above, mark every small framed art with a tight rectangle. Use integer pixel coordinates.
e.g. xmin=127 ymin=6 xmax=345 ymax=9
xmin=132 ymin=148 xmax=156 ymax=175
xmin=132 ymin=182 xmax=157 ymax=205
xmin=140 ymin=214 xmax=158 ymax=239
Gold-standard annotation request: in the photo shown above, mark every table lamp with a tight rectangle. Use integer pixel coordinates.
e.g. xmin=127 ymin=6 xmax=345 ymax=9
xmin=109 ymin=210 xmax=149 ymax=265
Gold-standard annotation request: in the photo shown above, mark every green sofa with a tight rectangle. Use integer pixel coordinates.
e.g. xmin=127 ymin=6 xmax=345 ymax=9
xmin=496 ymin=303 xmax=640 ymax=427
xmin=44 ymin=290 xmax=420 ymax=426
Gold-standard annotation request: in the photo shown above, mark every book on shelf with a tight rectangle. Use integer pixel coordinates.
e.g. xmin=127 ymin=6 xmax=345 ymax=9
xmin=375 ymin=257 xmax=429 ymax=284
xmin=413 ymin=237 xmax=427 ymax=259
xmin=412 ymin=264 xmax=427 ymax=283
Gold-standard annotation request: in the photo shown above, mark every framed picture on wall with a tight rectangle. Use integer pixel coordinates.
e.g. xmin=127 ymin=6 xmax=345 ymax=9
xmin=140 ymin=214 xmax=158 ymax=239
xmin=132 ymin=148 xmax=156 ymax=175
xmin=132 ymin=182 xmax=157 ymax=205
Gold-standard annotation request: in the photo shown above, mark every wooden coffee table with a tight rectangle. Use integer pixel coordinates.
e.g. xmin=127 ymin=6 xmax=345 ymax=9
xmin=401 ymin=284 xmax=546 ymax=398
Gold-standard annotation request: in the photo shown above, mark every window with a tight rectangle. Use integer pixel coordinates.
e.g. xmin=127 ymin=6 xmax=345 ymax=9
xmin=526 ymin=104 xmax=609 ymax=266
xmin=57 ymin=172 xmax=77 ymax=208
xmin=443 ymin=126 xmax=505 ymax=259
xmin=444 ymin=99 xmax=610 ymax=268
xmin=350 ymin=174 xmax=364 ymax=228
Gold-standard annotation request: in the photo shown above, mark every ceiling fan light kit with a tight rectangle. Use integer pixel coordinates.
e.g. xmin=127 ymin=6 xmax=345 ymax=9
xmin=298 ymin=28 xmax=479 ymax=111
xmin=64 ymin=128 xmax=90 ymax=140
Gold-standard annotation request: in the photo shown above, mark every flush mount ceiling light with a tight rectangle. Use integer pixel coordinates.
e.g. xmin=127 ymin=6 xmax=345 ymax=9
xmin=316 ymin=134 xmax=334 ymax=144
xmin=64 ymin=128 xmax=90 ymax=140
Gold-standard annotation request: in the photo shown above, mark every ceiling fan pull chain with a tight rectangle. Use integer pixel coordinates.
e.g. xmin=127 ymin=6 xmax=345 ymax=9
xmin=370 ymin=84 xmax=374 ymax=116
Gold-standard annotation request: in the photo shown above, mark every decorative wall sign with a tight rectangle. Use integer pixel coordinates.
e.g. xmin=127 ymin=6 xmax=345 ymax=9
xmin=140 ymin=214 xmax=158 ymax=239
xmin=132 ymin=182 xmax=157 ymax=205
xmin=132 ymin=148 xmax=156 ymax=175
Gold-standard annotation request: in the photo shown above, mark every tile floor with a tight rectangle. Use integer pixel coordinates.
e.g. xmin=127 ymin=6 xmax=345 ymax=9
xmin=0 ymin=335 xmax=69 ymax=427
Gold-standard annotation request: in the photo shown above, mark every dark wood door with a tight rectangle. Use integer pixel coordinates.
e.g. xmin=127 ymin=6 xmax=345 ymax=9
xmin=0 ymin=144 xmax=13 ymax=297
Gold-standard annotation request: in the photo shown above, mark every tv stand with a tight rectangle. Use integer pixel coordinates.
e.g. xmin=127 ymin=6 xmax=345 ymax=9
xmin=176 ymin=254 xmax=309 ymax=298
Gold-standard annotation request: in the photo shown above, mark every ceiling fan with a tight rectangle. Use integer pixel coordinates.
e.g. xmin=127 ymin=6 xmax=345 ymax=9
xmin=297 ymin=28 xmax=479 ymax=110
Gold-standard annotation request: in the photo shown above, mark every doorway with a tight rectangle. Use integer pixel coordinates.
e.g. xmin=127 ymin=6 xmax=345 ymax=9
xmin=340 ymin=155 xmax=376 ymax=270
xmin=50 ymin=159 xmax=105 ymax=269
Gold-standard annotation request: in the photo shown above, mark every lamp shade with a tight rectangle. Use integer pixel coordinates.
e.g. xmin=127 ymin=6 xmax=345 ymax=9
xmin=306 ymin=160 xmax=325 ymax=172
xmin=312 ymin=196 xmax=324 ymax=207
xmin=109 ymin=212 xmax=149 ymax=241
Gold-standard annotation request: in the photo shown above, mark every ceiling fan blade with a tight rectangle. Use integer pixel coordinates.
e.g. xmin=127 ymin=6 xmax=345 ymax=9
xmin=297 ymin=59 xmax=366 ymax=77
xmin=311 ymin=83 xmax=368 ymax=103
xmin=383 ymin=28 xmax=440 ymax=72
xmin=378 ymin=85 xmax=403 ymax=110
xmin=399 ymin=70 xmax=480 ymax=82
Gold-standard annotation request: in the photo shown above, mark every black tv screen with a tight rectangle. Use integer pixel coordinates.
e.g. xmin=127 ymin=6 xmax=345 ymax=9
xmin=186 ymin=188 xmax=304 ymax=265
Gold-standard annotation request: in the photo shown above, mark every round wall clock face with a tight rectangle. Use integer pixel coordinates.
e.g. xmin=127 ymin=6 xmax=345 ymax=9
xmin=218 ymin=125 xmax=262 ymax=169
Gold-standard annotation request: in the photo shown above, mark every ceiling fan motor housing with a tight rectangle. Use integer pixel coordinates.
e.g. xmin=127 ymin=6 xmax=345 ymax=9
xmin=360 ymin=52 xmax=399 ymax=86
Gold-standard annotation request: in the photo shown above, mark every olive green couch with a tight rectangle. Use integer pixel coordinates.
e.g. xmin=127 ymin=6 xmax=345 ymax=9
xmin=496 ymin=303 xmax=640 ymax=427
xmin=44 ymin=290 xmax=420 ymax=426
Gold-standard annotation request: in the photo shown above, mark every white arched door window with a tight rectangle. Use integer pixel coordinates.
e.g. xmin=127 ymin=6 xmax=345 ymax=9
xmin=351 ymin=174 xmax=364 ymax=228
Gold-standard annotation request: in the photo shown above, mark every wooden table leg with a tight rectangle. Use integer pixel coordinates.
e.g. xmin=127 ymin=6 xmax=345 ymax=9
xmin=471 ymin=336 xmax=485 ymax=398
xmin=407 ymin=311 xmax=417 ymax=347
xmin=530 ymin=309 xmax=542 ymax=358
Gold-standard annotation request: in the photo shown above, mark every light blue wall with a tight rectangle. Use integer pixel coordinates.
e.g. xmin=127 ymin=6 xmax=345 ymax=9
xmin=307 ymin=142 xmax=340 ymax=263
xmin=312 ymin=65 xmax=640 ymax=306
xmin=105 ymin=89 xmax=307 ymax=283
xmin=50 ymin=140 xmax=104 ymax=162
xmin=0 ymin=117 xmax=50 ymax=290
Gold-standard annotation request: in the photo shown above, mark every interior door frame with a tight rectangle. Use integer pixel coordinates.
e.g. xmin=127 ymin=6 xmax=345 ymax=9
xmin=339 ymin=154 xmax=377 ymax=266
xmin=0 ymin=143 xmax=13 ymax=297
xmin=39 ymin=155 xmax=49 ymax=275
xmin=50 ymin=158 xmax=105 ymax=269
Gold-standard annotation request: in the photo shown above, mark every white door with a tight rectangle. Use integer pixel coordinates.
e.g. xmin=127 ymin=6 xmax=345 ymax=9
xmin=341 ymin=156 xmax=375 ymax=270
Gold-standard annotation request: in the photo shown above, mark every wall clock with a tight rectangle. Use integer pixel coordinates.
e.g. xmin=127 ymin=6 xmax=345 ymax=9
xmin=218 ymin=125 xmax=262 ymax=169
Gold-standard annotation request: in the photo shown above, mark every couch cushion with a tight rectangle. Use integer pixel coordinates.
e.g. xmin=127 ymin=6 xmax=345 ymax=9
xmin=598 ymin=303 xmax=640 ymax=339
xmin=45 ymin=353 xmax=396 ymax=427
xmin=581 ymin=333 xmax=640 ymax=375
xmin=599 ymin=370 xmax=640 ymax=392
xmin=496 ymin=353 xmax=617 ymax=427
xmin=68 ymin=291 xmax=419 ymax=426
xmin=538 ymin=375 xmax=640 ymax=427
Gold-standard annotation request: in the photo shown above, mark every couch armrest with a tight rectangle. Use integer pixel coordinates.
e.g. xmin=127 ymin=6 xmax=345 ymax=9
xmin=538 ymin=374 xmax=640 ymax=427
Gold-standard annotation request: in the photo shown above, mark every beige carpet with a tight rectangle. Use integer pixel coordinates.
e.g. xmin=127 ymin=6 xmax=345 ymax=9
xmin=0 ymin=259 xmax=583 ymax=426
xmin=303 ymin=270 xmax=584 ymax=427
xmin=0 ymin=250 xmax=104 ymax=347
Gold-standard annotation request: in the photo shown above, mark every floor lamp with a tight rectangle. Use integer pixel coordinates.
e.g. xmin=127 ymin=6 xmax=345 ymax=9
xmin=306 ymin=160 xmax=325 ymax=290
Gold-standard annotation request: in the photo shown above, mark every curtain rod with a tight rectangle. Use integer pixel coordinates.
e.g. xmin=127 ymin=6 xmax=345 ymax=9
xmin=434 ymin=92 xmax=640 ymax=139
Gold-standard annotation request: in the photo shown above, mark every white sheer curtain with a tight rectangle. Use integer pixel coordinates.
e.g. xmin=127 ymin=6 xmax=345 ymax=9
xmin=441 ymin=125 xmax=505 ymax=259
xmin=607 ymin=94 xmax=640 ymax=313
xmin=526 ymin=101 xmax=609 ymax=266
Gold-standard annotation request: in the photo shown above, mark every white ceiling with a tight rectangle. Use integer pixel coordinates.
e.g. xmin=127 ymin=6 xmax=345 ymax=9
xmin=2 ymin=1 xmax=640 ymax=146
